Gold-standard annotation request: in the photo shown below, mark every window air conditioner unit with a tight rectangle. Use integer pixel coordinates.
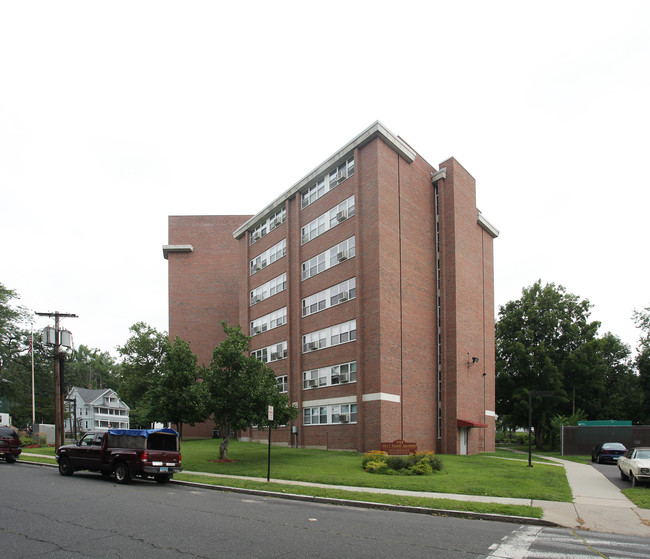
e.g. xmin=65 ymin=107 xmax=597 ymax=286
xmin=252 ymin=294 xmax=262 ymax=304
xmin=337 ymin=250 xmax=348 ymax=262
xmin=336 ymin=171 xmax=347 ymax=182
xmin=252 ymin=326 xmax=262 ymax=335
xmin=339 ymin=414 xmax=349 ymax=423
xmin=339 ymin=373 xmax=349 ymax=383
xmin=252 ymin=232 xmax=261 ymax=241
xmin=271 ymin=352 xmax=279 ymax=361
xmin=308 ymin=379 xmax=318 ymax=388
xmin=274 ymin=217 xmax=282 ymax=227
xmin=336 ymin=210 xmax=348 ymax=222
xmin=253 ymin=262 xmax=262 ymax=272
xmin=338 ymin=291 xmax=349 ymax=302
xmin=309 ymin=341 xmax=319 ymax=351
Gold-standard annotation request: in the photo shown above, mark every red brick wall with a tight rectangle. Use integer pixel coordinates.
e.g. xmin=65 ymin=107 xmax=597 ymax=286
xmin=166 ymin=135 xmax=496 ymax=453
xmin=167 ymin=214 xmax=251 ymax=438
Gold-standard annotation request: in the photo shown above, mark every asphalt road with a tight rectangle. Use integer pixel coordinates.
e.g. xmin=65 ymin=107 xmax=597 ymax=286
xmin=2 ymin=461 xmax=650 ymax=558
xmin=590 ymin=459 xmax=632 ymax=489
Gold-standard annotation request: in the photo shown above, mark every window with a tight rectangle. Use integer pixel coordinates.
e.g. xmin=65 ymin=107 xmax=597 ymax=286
xmin=250 ymin=207 xmax=287 ymax=245
xmin=251 ymin=341 xmax=288 ymax=363
xmin=303 ymin=403 xmax=357 ymax=424
xmin=302 ymin=278 xmax=356 ymax=317
xmin=301 ymin=196 xmax=355 ymax=244
xmin=276 ymin=376 xmax=288 ymax=393
xmin=302 ymin=236 xmax=355 ymax=280
xmin=250 ymin=273 xmax=287 ymax=306
xmin=302 ymin=320 xmax=356 ymax=353
xmin=250 ymin=239 xmax=286 ymax=275
xmin=301 ymin=157 xmax=354 ymax=209
xmin=250 ymin=307 xmax=287 ymax=336
xmin=303 ymin=361 xmax=357 ymax=389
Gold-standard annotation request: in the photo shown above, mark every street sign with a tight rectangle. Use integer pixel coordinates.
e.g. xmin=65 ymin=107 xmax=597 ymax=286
xmin=268 ymin=406 xmax=274 ymax=421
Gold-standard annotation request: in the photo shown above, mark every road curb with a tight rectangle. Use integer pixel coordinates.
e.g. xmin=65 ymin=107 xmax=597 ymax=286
xmin=16 ymin=459 xmax=559 ymax=528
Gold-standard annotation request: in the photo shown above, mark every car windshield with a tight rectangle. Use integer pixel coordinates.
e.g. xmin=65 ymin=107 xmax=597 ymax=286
xmin=602 ymin=443 xmax=626 ymax=450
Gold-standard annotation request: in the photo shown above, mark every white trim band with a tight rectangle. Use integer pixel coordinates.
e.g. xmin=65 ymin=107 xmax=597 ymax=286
xmin=362 ymin=392 xmax=401 ymax=403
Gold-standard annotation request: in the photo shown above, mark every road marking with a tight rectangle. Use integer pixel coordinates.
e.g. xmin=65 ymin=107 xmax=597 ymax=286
xmin=487 ymin=525 xmax=542 ymax=558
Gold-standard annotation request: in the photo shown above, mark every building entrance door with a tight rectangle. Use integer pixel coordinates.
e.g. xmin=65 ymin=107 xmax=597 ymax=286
xmin=459 ymin=427 xmax=468 ymax=455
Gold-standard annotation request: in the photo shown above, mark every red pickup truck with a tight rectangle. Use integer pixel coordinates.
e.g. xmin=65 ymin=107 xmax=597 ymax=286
xmin=56 ymin=428 xmax=182 ymax=484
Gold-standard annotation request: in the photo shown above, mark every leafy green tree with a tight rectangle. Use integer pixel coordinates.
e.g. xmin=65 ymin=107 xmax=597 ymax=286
xmin=116 ymin=322 xmax=168 ymax=427
xmin=0 ymin=283 xmax=55 ymax=426
xmin=150 ymin=336 xmax=206 ymax=438
xmin=496 ymin=280 xmax=599 ymax=448
xmin=563 ymin=333 xmax=640 ymax=421
xmin=64 ymin=345 xmax=118 ymax=392
xmin=0 ymin=282 xmax=30 ymax=376
xmin=634 ymin=306 xmax=650 ymax=423
xmin=203 ymin=323 xmax=297 ymax=460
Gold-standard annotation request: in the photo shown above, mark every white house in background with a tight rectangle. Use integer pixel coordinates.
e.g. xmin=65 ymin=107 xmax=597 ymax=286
xmin=66 ymin=387 xmax=130 ymax=433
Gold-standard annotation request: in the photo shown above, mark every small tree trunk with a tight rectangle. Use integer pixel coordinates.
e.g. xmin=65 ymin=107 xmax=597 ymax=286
xmin=219 ymin=424 xmax=230 ymax=460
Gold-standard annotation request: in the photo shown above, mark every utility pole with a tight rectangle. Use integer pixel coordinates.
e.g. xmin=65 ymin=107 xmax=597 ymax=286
xmin=35 ymin=311 xmax=77 ymax=449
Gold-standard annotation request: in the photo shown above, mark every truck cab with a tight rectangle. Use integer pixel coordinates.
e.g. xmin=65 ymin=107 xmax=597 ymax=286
xmin=56 ymin=428 xmax=182 ymax=484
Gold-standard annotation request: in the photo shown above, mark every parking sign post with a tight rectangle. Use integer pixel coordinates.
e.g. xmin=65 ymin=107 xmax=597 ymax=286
xmin=267 ymin=406 xmax=273 ymax=482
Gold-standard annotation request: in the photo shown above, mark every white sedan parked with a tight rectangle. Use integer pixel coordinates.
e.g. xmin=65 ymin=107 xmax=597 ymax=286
xmin=618 ymin=447 xmax=650 ymax=487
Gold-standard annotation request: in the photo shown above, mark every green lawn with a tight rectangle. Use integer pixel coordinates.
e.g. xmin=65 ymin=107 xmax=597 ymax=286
xmin=174 ymin=473 xmax=543 ymax=518
xmin=19 ymin=439 xmax=571 ymax=518
xmin=177 ymin=439 xmax=571 ymax=501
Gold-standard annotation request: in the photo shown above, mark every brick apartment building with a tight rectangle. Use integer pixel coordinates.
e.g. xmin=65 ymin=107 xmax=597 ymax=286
xmin=164 ymin=121 xmax=498 ymax=455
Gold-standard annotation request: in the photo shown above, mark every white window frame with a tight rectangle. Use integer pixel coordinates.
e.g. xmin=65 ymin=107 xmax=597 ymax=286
xmin=302 ymin=236 xmax=355 ymax=280
xmin=302 ymin=278 xmax=356 ymax=317
xmin=250 ymin=307 xmax=287 ymax=336
xmin=302 ymin=320 xmax=356 ymax=353
xmin=250 ymin=239 xmax=287 ymax=276
xmin=301 ymin=157 xmax=354 ymax=209
xmin=301 ymin=195 xmax=355 ymax=244
xmin=250 ymin=273 xmax=287 ymax=306
xmin=303 ymin=361 xmax=357 ymax=389
xmin=250 ymin=207 xmax=287 ymax=245
xmin=303 ymin=403 xmax=357 ymax=424
xmin=251 ymin=341 xmax=288 ymax=363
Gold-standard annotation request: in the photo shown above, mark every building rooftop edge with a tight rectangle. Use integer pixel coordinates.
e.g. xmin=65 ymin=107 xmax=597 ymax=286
xmin=162 ymin=244 xmax=194 ymax=259
xmin=232 ymin=121 xmax=417 ymax=239
xmin=477 ymin=212 xmax=500 ymax=238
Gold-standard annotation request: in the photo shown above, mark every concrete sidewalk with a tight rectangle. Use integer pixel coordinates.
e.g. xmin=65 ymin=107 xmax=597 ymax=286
xmin=21 ymin=452 xmax=650 ymax=536
xmin=534 ymin=455 xmax=650 ymax=536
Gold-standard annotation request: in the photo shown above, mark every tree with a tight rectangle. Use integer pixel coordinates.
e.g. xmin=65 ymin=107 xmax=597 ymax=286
xmin=0 ymin=282 xmax=30 ymax=376
xmin=634 ymin=306 xmax=650 ymax=424
xmin=563 ymin=333 xmax=640 ymax=422
xmin=496 ymin=280 xmax=599 ymax=448
xmin=150 ymin=336 xmax=206 ymax=438
xmin=203 ymin=323 xmax=297 ymax=460
xmin=115 ymin=322 xmax=168 ymax=427
xmin=64 ymin=345 xmax=118 ymax=392
xmin=0 ymin=283 xmax=55 ymax=426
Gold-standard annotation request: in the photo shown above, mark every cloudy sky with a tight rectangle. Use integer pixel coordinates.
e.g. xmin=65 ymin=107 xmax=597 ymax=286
xmin=1 ymin=1 xmax=648 ymax=357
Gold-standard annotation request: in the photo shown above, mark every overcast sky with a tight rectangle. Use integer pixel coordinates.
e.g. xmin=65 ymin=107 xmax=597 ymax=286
xmin=1 ymin=1 xmax=648 ymax=358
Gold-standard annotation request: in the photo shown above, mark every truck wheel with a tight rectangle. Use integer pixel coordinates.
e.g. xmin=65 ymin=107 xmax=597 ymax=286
xmin=58 ymin=457 xmax=74 ymax=476
xmin=114 ymin=462 xmax=131 ymax=484
xmin=6 ymin=455 xmax=16 ymax=464
xmin=154 ymin=474 xmax=170 ymax=484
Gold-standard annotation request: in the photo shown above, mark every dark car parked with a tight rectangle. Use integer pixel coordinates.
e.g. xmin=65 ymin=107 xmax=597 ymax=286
xmin=0 ymin=425 xmax=22 ymax=463
xmin=591 ymin=442 xmax=627 ymax=464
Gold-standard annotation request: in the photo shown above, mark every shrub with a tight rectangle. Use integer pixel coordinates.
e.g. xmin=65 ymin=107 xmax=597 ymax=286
xmin=362 ymin=450 xmax=442 ymax=475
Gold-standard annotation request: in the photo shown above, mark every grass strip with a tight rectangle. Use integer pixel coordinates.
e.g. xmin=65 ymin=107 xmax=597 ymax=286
xmin=622 ymin=488 xmax=650 ymax=509
xmin=173 ymin=472 xmax=543 ymax=519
